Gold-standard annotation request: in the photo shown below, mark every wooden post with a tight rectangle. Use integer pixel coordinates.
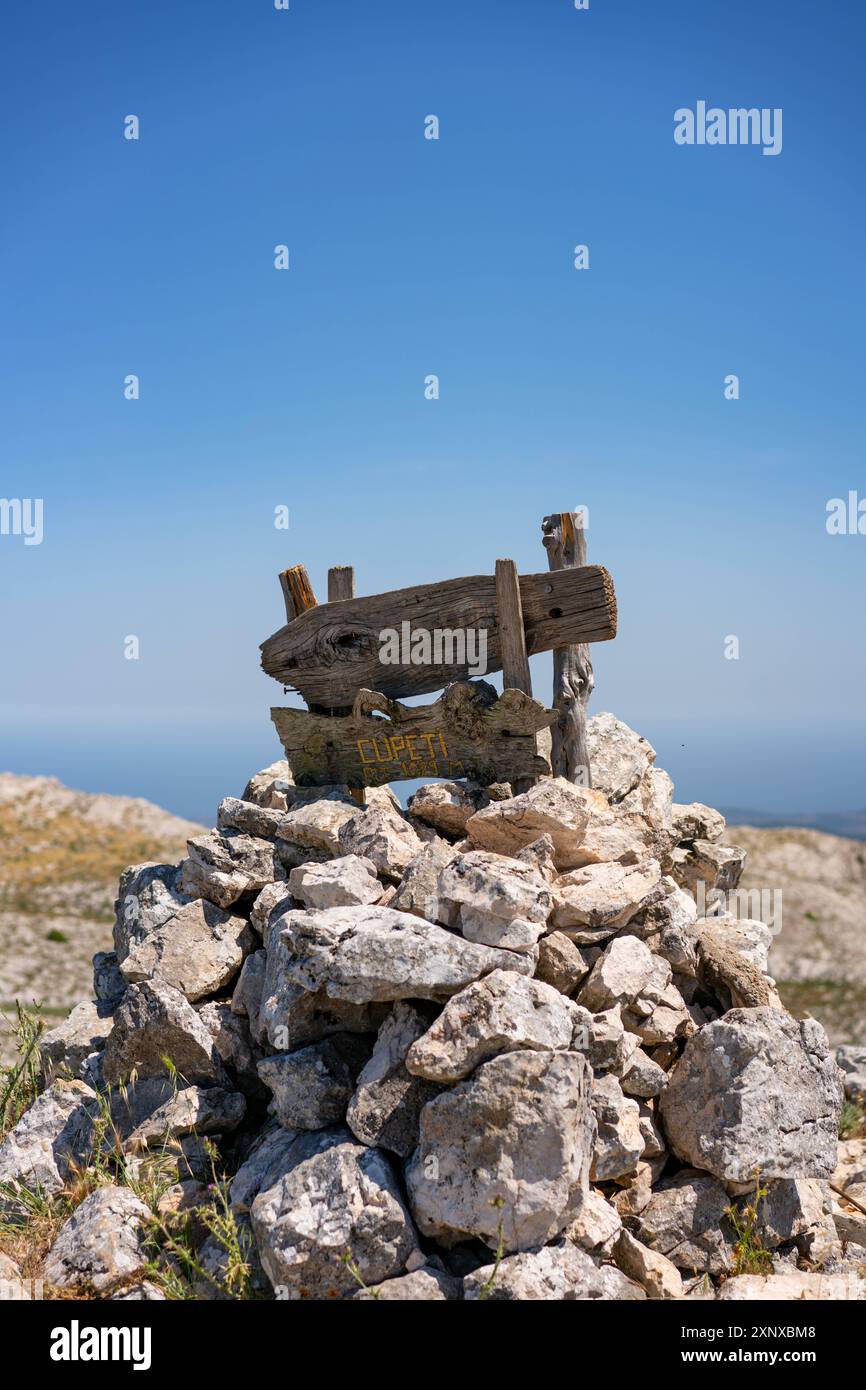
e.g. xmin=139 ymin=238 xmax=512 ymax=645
xmin=542 ymin=511 xmax=595 ymax=785
xmin=328 ymin=566 xmax=355 ymax=602
xmin=494 ymin=559 xmax=532 ymax=696
xmin=495 ymin=558 xmax=535 ymax=792
xmin=279 ymin=564 xmax=317 ymax=623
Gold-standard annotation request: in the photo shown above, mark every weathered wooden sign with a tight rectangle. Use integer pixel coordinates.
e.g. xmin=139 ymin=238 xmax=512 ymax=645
xmin=271 ymin=682 xmax=555 ymax=789
xmin=260 ymin=563 xmax=616 ymax=704
xmin=262 ymin=515 xmax=617 ymax=791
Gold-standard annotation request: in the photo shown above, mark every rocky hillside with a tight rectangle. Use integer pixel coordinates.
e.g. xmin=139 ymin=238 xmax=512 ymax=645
xmin=726 ymin=825 xmax=866 ymax=1045
xmin=1 ymin=716 xmax=864 ymax=1302
xmin=0 ymin=774 xmax=202 ymax=1060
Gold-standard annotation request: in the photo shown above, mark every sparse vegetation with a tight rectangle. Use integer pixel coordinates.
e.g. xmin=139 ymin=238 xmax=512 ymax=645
xmin=476 ymin=1195 xmax=507 ymax=1300
xmin=0 ymin=1026 xmax=262 ymax=1300
xmin=839 ymin=1100 xmax=866 ymax=1140
xmin=725 ymin=1173 xmax=773 ymax=1278
xmin=0 ymin=1001 xmax=45 ymax=1132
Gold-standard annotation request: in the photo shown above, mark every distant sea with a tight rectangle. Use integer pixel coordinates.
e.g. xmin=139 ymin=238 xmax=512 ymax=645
xmin=3 ymin=712 xmax=865 ymax=834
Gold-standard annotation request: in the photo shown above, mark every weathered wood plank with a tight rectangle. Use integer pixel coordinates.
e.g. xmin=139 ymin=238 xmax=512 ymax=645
xmin=261 ymin=564 xmax=616 ymax=705
xmin=271 ymin=682 xmax=555 ymax=789
xmin=542 ymin=511 xmax=595 ymax=784
xmin=494 ymin=559 xmax=532 ymax=697
xmin=279 ymin=564 xmax=317 ymax=623
xmin=328 ymin=566 xmax=355 ymax=602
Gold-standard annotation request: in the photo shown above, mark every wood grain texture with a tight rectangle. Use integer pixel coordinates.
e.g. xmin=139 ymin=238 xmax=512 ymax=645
xmin=542 ymin=512 xmax=595 ymax=784
xmin=261 ymin=564 xmax=616 ymax=704
xmin=494 ymin=558 xmax=532 ymax=697
xmin=279 ymin=564 xmax=317 ymax=623
xmin=327 ymin=566 xmax=355 ymax=602
xmin=271 ymin=681 xmax=555 ymax=789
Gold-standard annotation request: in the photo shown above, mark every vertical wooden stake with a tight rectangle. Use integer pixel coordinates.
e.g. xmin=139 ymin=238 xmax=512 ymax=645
xmin=542 ymin=511 xmax=595 ymax=785
xmin=279 ymin=564 xmax=317 ymax=623
xmin=328 ymin=566 xmax=355 ymax=602
xmin=495 ymin=559 xmax=532 ymax=696
xmin=328 ymin=564 xmax=361 ymax=806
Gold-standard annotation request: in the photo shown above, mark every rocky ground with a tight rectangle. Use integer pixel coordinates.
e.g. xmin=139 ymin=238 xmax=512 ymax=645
xmin=0 ymin=774 xmax=202 ymax=1064
xmin=1 ymin=716 xmax=865 ymax=1302
xmin=726 ymin=824 xmax=866 ymax=1045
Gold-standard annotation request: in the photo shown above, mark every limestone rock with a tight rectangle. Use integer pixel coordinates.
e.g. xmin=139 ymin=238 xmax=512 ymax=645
xmin=673 ymin=840 xmax=746 ymax=897
xmin=257 ymin=1037 xmax=370 ymax=1130
xmin=590 ymin=1074 xmax=644 ymax=1180
xmin=553 ymin=860 xmax=663 ymax=937
xmin=436 ymin=850 xmax=552 ymax=953
xmin=627 ymin=878 xmax=699 ymax=975
xmin=110 ymin=1081 xmax=246 ymax=1150
xmin=717 ymin=1271 xmax=865 ymax=1301
xmin=613 ymin=1228 xmax=683 ymax=1300
xmin=578 ymin=936 xmax=656 ymax=1013
xmin=406 ymin=1050 xmax=595 ymax=1253
xmin=534 ymin=931 xmax=590 ymax=995
xmin=622 ymin=1049 xmax=669 ymax=1099
xmin=406 ymin=970 xmax=584 ymax=1083
xmin=275 ymin=792 xmax=359 ymax=856
xmin=390 ymin=840 xmax=456 ymax=920
xmin=659 ymin=1008 xmax=842 ymax=1182
xmin=242 ymin=760 xmax=292 ymax=809
xmin=338 ymin=806 xmax=423 ymax=879
xmin=288 ymin=854 xmax=383 ymax=909
xmin=102 ymin=980 xmax=229 ymax=1087
xmin=408 ymin=781 xmax=490 ymax=838
xmin=280 ymin=905 xmax=534 ymax=1005
xmin=636 ymin=1171 xmax=734 ymax=1274
xmin=695 ymin=922 xmax=777 ymax=1010
xmin=565 ymin=1188 xmax=622 ymax=1256
xmin=217 ymin=796 xmax=285 ymax=840
xmin=230 ymin=1124 xmax=299 ymax=1213
xmin=463 ymin=1242 xmax=646 ymax=1300
xmin=230 ymin=949 xmax=268 ymax=1046
xmin=249 ymin=881 xmax=292 ymax=935
xmin=346 ymin=1003 xmax=441 ymax=1157
xmin=180 ymin=830 xmax=284 ymax=908
xmin=44 ymin=1185 xmax=151 ymax=1292
xmin=353 ymin=1267 xmax=461 ymax=1300
xmin=120 ymin=898 xmax=254 ymax=1002
xmin=671 ymin=802 xmax=726 ymax=844
xmin=39 ymin=1001 xmax=114 ymax=1084
xmin=113 ymin=862 xmax=190 ymax=963
xmin=250 ymin=1127 xmax=418 ymax=1298
xmin=0 ymin=1253 xmax=27 ymax=1298
xmin=750 ymin=1177 xmax=828 ymax=1249
xmin=93 ymin=950 xmax=127 ymax=1007
xmin=197 ymin=1000 xmax=265 ymax=1097
xmin=586 ymin=713 xmax=656 ymax=803
xmin=0 ymin=1080 xmax=95 ymax=1199
xmin=466 ymin=778 xmax=611 ymax=870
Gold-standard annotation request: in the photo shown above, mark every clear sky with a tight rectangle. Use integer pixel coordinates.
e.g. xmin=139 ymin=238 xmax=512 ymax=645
xmin=1 ymin=0 xmax=864 ymax=822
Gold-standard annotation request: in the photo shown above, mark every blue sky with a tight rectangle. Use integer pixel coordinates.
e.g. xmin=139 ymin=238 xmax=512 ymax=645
xmin=1 ymin=0 xmax=864 ymax=822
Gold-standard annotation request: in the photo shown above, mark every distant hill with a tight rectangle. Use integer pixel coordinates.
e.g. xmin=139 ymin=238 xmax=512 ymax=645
xmin=722 ymin=808 xmax=866 ymax=840
xmin=727 ymin=823 xmax=866 ymax=1045
xmin=0 ymin=773 xmax=203 ymax=1062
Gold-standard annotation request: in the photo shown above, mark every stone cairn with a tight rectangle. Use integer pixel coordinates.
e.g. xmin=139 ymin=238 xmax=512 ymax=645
xmin=3 ymin=713 xmax=865 ymax=1301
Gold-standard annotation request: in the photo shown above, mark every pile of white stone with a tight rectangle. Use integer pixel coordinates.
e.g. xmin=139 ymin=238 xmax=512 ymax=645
xmin=3 ymin=712 xmax=866 ymax=1301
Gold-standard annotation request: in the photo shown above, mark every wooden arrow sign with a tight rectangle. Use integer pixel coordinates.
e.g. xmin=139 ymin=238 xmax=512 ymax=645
xmin=271 ymin=682 xmax=555 ymax=789
xmin=261 ymin=564 xmax=616 ymax=706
